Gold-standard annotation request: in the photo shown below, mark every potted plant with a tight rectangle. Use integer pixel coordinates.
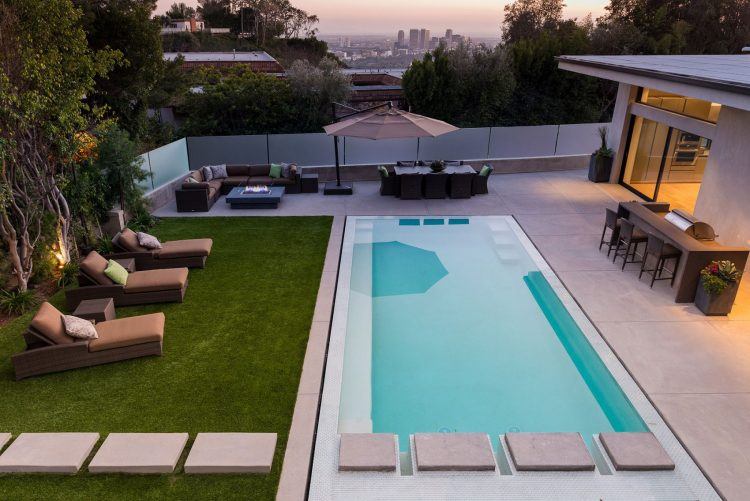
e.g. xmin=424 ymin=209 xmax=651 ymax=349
xmin=588 ymin=126 xmax=614 ymax=183
xmin=429 ymin=160 xmax=445 ymax=173
xmin=695 ymin=260 xmax=743 ymax=315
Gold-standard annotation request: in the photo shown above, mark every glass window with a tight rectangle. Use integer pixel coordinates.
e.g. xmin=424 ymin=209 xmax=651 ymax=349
xmin=639 ymin=88 xmax=721 ymax=123
xmin=622 ymin=117 xmax=670 ymax=200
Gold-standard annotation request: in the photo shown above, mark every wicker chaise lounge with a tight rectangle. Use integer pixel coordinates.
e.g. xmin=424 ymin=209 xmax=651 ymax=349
xmin=109 ymin=228 xmax=213 ymax=270
xmin=12 ymin=302 xmax=165 ymax=380
xmin=65 ymin=251 xmax=188 ymax=309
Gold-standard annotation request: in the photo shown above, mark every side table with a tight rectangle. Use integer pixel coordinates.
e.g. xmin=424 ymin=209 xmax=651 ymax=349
xmin=301 ymin=174 xmax=319 ymax=193
xmin=72 ymin=298 xmax=116 ymax=323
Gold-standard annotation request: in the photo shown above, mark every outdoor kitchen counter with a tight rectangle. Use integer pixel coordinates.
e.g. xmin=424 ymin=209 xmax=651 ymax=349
xmin=618 ymin=202 xmax=749 ymax=303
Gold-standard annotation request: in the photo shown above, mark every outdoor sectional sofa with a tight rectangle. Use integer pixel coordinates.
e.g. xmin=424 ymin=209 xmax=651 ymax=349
xmin=12 ymin=302 xmax=165 ymax=380
xmin=109 ymin=228 xmax=213 ymax=270
xmin=65 ymin=251 xmax=188 ymax=309
xmin=175 ymin=164 xmax=301 ymax=212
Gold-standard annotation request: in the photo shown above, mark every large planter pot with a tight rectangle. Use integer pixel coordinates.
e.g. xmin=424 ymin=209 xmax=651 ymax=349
xmin=588 ymin=154 xmax=613 ymax=183
xmin=695 ymin=277 xmax=739 ymax=316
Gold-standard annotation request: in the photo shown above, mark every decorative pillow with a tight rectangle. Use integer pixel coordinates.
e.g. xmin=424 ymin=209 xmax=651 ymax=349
xmin=280 ymin=162 xmax=296 ymax=178
xmin=185 ymin=176 xmax=199 ymax=184
xmin=479 ymin=164 xmax=493 ymax=177
xmin=269 ymin=163 xmax=282 ymax=179
xmin=104 ymin=259 xmax=129 ymax=285
xmin=63 ymin=315 xmax=98 ymax=340
xmin=200 ymin=166 xmax=214 ymax=182
xmin=210 ymin=164 xmax=228 ymax=179
xmin=137 ymin=231 xmax=162 ymax=250
xmin=378 ymin=165 xmax=389 ymax=178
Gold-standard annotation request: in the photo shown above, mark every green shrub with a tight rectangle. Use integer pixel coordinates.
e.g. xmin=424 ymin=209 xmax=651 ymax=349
xmin=94 ymin=236 xmax=114 ymax=255
xmin=0 ymin=289 xmax=39 ymax=316
xmin=127 ymin=212 xmax=157 ymax=232
xmin=57 ymin=262 xmax=79 ymax=288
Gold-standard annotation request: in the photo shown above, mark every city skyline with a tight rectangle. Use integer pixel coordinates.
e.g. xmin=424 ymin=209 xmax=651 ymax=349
xmin=155 ymin=0 xmax=609 ymax=37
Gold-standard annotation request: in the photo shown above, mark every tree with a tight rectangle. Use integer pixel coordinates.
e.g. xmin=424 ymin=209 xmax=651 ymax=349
xmin=286 ymin=59 xmax=351 ymax=129
xmin=95 ymin=126 xmax=148 ymax=215
xmin=0 ymin=0 xmax=114 ymax=291
xmin=236 ymin=0 xmax=318 ymax=44
xmin=166 ymin=1 xmax=195 ymax=19
xmin=75 ymin=0 xmax=164 ymax=139
xmin=502 ymin=0 xmax=565 ymax=44
xmin=198 ymin=0 xmax=235 ymax=29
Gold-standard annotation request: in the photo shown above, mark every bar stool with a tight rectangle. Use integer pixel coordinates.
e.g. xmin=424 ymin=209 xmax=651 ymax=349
xmin=599 ymin=208 xmax=621 ymax=257
xmin=612 ymin=219 xmax=648 ymax=270
xmin=639 ymin=234 xmax=682 ymax=288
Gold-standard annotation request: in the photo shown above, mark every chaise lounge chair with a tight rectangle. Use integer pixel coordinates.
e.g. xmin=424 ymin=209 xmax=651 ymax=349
xmin=12 ymin=302 xmax=165 ymax=380
xmin=65 ymin=251 xmax=189 ymax=309
xmin=109 ymin=228 xmax=213 ymax=270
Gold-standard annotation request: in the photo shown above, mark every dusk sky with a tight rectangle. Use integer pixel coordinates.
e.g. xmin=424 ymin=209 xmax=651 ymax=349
xmin=156 ymin=0 xmax=609 ymax=37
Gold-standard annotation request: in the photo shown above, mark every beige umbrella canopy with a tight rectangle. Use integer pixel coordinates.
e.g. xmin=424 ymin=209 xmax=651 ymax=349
xmin=324 ymin=107 xmax=458 ymax=140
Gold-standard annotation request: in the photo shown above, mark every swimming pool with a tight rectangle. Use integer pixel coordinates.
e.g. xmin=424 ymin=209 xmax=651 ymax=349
xmin=338 ymin=216 xmax=646 ymax=451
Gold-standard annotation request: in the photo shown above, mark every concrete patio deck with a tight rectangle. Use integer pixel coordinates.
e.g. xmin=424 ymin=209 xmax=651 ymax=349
xmin=157 ymin=169 xmax=749 ymax=500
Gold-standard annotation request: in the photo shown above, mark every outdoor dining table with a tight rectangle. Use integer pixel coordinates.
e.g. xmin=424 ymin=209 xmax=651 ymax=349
xmin=393 ymin=165 xmax=477 ymax=175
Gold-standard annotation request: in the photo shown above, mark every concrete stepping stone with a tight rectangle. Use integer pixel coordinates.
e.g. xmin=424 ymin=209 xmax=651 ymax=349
xmin=89 ymin=433 xmax=188 ymax=474
xmin=599 ymin=432 xmax=675 ymax=471
xmin=338 ymin=433 xmax=397 ymax=472
xmin=185 ymin=433 xmax=277 ymax=474
xmin=505 ymin=433 xmax=595 ymax=471
xmin=0 ymin=433 xmax=10 ymax=451
xmin=0 ymin=432 xmax=99 ymax=474
xmin=414 ymin=433 xmax=495 ymax=472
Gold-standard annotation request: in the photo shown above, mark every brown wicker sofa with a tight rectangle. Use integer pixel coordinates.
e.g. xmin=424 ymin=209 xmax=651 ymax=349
xmin=176 ymin=164 xmax=301 ymax=212
xmin=108 ymin=228 xmax=213 ymax=270
xmin=12 ymin=302 xmax=165 ymax=380
xmin=65 ymin=251 xmax=188 ymax=309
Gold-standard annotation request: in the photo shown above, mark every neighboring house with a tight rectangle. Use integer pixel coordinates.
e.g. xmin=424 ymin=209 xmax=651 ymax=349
xmin=163 ymin=51 xmax=285 ymax=73
xmin=161 ymin=18 xmax=204 ymax=34
xmin=348 ymin=73 xmax=405 ymax=108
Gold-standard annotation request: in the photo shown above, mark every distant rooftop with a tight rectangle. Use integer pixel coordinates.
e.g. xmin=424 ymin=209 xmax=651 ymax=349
xmin=164 ymin=51 xmax=278 ymax=63
xmin=558 ymin=55 xmax=750 ymax=96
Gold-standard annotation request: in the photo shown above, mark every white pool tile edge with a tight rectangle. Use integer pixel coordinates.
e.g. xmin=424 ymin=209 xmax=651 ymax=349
xmin=308 ymin=215 xmax=720 ymax=501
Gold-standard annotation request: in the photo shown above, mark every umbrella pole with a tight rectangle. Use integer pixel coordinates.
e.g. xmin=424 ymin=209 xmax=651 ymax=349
xmin=324 ymin=134 xmax=353 ymax=195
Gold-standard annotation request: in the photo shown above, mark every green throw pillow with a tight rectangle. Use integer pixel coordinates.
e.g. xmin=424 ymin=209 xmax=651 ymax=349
xmin=479 ymin=164 xmax=492 ymax=177
xmin=378 ymin=165 xmax=389 ymax=177
xmin=104 ymin=259 xmax=128 ymax=285
xmin=269 ymin=163 xmax=282 ymax=179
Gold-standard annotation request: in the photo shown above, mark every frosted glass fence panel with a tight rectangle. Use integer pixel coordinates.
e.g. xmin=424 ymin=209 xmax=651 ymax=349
xmin=489 ymin=125 xmax=558 ymax=158
xmin=417 ymin=128 xmax=491 ymax=162
xmin=344 ymin=137 xmax=418 ymax=165
xmin=146 ymin=138 xmax=190 ymax=189
xmin=187 ymin=135 xmax=268 ymax=169
xmin=556 ymin=122 xmax=608 ymax=156
xmin=269 ymin=133 xmax=338 ymax=166
xmin=138 ymin=153 xmax=153 ymax=191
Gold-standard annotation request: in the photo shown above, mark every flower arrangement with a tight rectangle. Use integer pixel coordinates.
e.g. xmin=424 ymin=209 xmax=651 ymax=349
xmin=430 ymin=160 xmax=445 ymax=172
xmin=700 ymin=260 xmax=742 ymax=295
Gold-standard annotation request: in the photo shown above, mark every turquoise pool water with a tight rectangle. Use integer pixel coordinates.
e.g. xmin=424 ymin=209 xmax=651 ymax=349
xmin=338 ymin=217 xmax=646 ymax=451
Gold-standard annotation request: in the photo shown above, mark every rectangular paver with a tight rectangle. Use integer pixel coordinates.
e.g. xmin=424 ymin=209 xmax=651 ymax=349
xmin=88 ymin=433 xmax=188 ymax=474
xmin=600 ymin=432 xmax=675 ymax=471
xmin=338 ymin=433 xmax=397 ymax=472
xmin=414 ymin=433 xmax=495 ymax=471
xmin=185 ymin=433 xmax=277 ymax=474
xmin=0 ymin=432 xmax=99 ymax=474
xmin=505 ymin=433 xmax=595 ymax=471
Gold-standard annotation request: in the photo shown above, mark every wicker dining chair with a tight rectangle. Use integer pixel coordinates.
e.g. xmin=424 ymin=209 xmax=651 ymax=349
xmin=612 ymin=218 xmax=648 ymax=270
xmin=423 ymin=173 xmax=448 ymax=199
xmin=599 ymin=208 xmax=621 ymax=257
xmin=639 ymin=234 xmax=682 ymax=288
xmin=399 ymin=173 xmax=423 ymax=199
xmin=449 ymin=172 xmax=475 ymax=199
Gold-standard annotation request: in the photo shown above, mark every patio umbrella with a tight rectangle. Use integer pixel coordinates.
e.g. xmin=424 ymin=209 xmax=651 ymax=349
xmin=322 ymin=103 xmax=459 ymax=195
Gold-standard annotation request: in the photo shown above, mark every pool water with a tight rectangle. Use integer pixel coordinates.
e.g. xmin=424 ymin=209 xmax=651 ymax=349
xmin=338 ymin=216 xmax=646 ymax=451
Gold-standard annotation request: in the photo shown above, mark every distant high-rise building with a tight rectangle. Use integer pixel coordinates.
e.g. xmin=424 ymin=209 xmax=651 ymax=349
xmin=397 ymin=30 xmax=405 ymax=48
xmin=409 ymin=29 xmax=419 ymax=50
xmin=419 ymin=28 xmax=430 ymax=50
xmin=429 ymin=36 xmax=439 ymax=50
xmin=445 ymin=29 xmax=454 ymax=48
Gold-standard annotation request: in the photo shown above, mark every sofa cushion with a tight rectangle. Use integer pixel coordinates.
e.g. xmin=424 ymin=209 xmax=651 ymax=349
xmin=136 ymin=231 xmax=162 ymax=250
xmin=208 ymin=180 xmax=222 ymax=191
xmin=104 ymin=259 xmax=129 ymax=285
xmin=281 ymin=163 xmax=297 ymax=178
xmin=221 ymin=176 xmax=250 ymax=187
xmin=248 ymin=176 xmax=274 ymax=185
xmin=182 ymin=181 xmax=210 ymax=190
xmin=157 ymin=239 xmax=213 ymax=259
xmin=272 ymin=177 xmax=294 ymax=186
xmin=80 ymin=251 xmax=113 ymax=285
xmin=210 ymin=164 xmax=228 ymax=179
xmin=201 ymin=166 xmax=214 ymax=182
xmin=248 ymin=165 xmax=270 ymax=177
xmin=30 ymin=302 xmax=75 ymax=345
xmin=208 ymin=186 xmax=219 ymax=200
xmin=89 ymin=313 xmax=165 ymax=352
xmin=117 ymin=228 xmax=147 ymax=252
xmin=188 ymin=170 xmax=204 ymax=182
xmin=63 ymin=315 xmax=98 ymax=340
xmin=226 ymin=165 xmax=250 ymax=177
xmin=124 ymin=268 xmax=188 ymax=293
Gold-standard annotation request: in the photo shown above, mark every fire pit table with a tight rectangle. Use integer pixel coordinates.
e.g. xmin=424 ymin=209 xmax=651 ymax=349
xmin=225 ymin=186 xmax=285 ymax=209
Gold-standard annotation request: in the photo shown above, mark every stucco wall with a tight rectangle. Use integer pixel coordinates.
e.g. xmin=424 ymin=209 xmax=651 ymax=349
xmin=694 ymin=106 xmax=750 ymax=248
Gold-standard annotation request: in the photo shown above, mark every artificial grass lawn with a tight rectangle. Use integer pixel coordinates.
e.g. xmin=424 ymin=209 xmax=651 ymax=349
xmin=0 ymin=216 xmax=332 ymax=500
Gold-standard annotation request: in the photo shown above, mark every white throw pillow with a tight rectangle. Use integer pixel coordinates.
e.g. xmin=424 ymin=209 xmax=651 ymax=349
xmin=210 ymin=164 xmax=228 ymax=179
xmin=137 ymin=231 xmax=162 ymax=250
xmin=200 ymin=166 xmax=214 ymax=182
xmin=63 ymin=315 xmax=98 ymax=340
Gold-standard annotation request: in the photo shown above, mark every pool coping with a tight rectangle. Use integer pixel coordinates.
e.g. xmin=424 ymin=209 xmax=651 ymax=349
xmin=306 ymin=216 xmax=720 ymax=500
